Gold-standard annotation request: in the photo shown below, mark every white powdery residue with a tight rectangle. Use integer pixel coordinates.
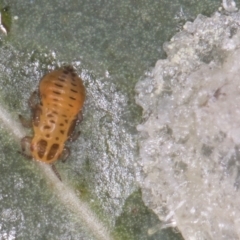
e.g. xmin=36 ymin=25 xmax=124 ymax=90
xmin=0 ymin=105 xmax=113 ymax=240
xmin=136 ymin=9 xmax=240 ymax=240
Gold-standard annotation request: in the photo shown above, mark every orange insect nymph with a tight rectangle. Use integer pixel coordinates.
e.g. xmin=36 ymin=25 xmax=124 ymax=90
xmin=19 ymin=66 xmax=85 ymax=165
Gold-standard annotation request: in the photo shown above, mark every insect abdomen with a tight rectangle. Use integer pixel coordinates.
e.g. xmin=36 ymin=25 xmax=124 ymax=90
xmin=31 ymin=66 xmax=85 ymax=163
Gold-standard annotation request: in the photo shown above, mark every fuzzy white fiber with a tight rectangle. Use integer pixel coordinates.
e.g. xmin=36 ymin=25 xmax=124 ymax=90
xmin=136 ymin=9 xmax=240 ymax=240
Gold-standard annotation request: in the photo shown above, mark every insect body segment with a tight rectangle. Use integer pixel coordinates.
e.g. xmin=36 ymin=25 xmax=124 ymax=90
xmin=20 ymin=66 xmax=85 ymax=164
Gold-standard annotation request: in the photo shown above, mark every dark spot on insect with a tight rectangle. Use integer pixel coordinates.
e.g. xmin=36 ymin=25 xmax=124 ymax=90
xmin=71 ymin=89 xmax=77 ymax=93
xmin=53 ymin=104 xmax=58 ymax=107
xmin=69 ymin=104 xmax=74 ymax=107
xmin=40 ymin=102 xmax=43 ymax=106
xmin=65 ymin=119 xmax=68 ymax=124
xmin=71 ymin=82 xmax=77 ymax=87
xmin=53 ymin=98 xmax=59 ymax=102
xmin=52 ymin=111 xmax=58 ymax=115
xmin=60 ymin=130 xmax=65 ymax=135
xmin=46 ymin=134 xmax=50 ymax=138
xmin=54 ymin=83 xmax=63 ymax=88
xmin=50 ymin=120 xmax=55 ymax=124
xmin=53 ymin=91 xmax=61 ymax=95
xmin=58 ymin=77 xmax=65 ymax=82
xmin=47 ymin=143 xmax=59 ymax=161
xmin=37 ymin=139 xmax=47 ymax=158
xmin=62 ymin=114 xmax=67 ymax=118
xmin=56 ymin=137 xmax=59 ymax=141
xmin=71 ymin=72 xmax=76 ymax=78
xmin=44 ymin=125 xmax=51 ymax=129
xmin=47 ymin=113 xmax=54 ymax=118
xmin=69 ymin=96 xmax=76 ymax=100
xmin=63 ymin=70 xmax=68 ymax=74
xmin=60 ymin=123 xmax=64 ymax=126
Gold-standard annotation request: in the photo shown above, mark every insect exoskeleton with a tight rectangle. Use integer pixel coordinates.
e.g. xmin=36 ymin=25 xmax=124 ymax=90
xmin=19 ymin=66 xmax=86 ymax=167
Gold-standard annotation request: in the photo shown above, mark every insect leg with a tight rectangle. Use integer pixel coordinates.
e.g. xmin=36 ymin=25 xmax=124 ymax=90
xmin=60 ymin=147 xmax=70 ymax=163
xmin=19 ymin=115 xmax=32 ymax=128
xmin=32 ymin=105 xmax=42 ymax=127
xmin=67 ymin=111 xmax=83 ymax=141
xmin=76 ymin=111 xmax=83 ymax=124
xmin=68 ymin=131 xmax=81 ymax=142
xmin=51 ymin=164 xmax=62 ymax=181
xmin=19 ymin=136 xmax=32 ymax=159
xmin=28 ymin=91 xmax=39 ymax=110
